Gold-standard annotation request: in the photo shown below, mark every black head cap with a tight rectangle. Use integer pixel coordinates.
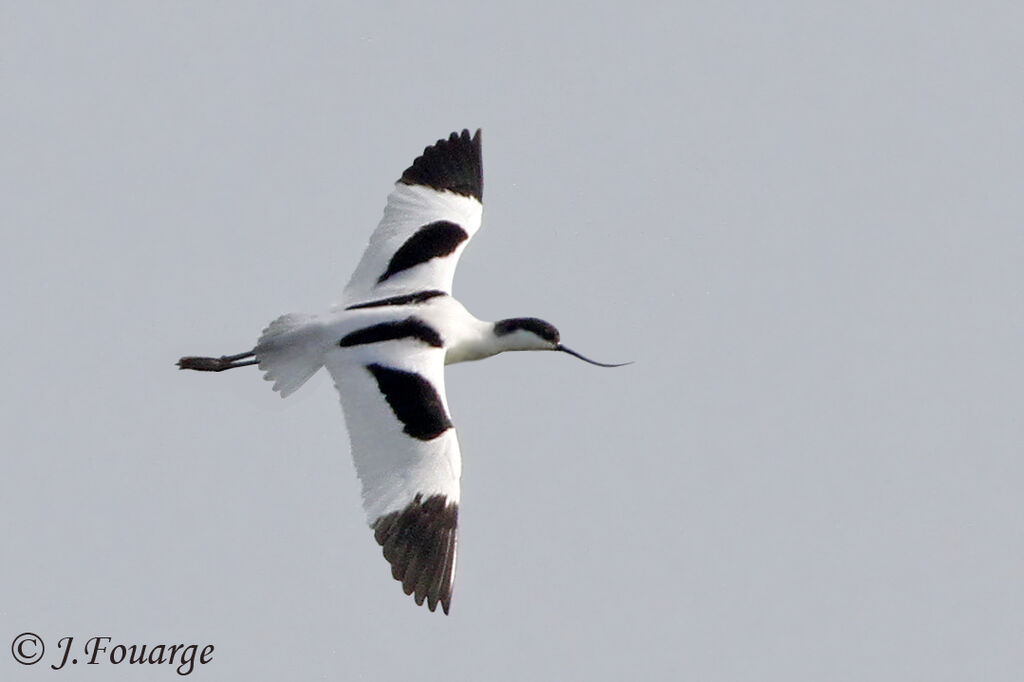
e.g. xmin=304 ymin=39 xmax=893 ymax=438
xmin=493 ymin=317 xmax=561 ymax=344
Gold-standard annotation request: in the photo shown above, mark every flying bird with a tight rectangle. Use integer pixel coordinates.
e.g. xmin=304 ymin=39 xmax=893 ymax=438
xmin=178 ymin=130 xmax=628 ymax=614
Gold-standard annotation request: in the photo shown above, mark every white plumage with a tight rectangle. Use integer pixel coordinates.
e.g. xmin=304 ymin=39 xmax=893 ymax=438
xmin=340 ymin=183 xmax=483 ymax=304
xmin=326 ymin=333 xmax=461 ymax=523
xmin=179 ymin=130 xmax=626 ymax=614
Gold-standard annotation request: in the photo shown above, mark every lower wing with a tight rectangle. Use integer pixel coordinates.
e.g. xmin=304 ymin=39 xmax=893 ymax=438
xmin=325 ymin=340 xmax=461 ymax=614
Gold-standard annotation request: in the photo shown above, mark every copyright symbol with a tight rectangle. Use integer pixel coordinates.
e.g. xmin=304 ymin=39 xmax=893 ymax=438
xmin=12 ymin=632 xmax=44 ymax=665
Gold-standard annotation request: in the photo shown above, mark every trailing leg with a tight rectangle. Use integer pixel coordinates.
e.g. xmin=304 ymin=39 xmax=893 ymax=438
xmin=177 ymin=350 xmax=258 ymax=372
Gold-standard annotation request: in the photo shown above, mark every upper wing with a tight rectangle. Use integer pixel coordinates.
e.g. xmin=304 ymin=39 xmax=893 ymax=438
xmin=324 ymin=334 xmax=460 ymax=614
xmin=340 ymin=129 xmax=483 ymax=307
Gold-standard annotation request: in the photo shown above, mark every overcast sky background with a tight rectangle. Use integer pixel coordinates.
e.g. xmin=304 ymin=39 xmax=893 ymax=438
xmin=3 ymin=2 xmax=1022 ymax=680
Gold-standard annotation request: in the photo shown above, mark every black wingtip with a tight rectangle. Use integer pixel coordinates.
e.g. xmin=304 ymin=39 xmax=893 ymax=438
xmin=372 ymin=494 xmax=458 ymax=615
xmin=400 ymin=129 xmax=482 ymax=201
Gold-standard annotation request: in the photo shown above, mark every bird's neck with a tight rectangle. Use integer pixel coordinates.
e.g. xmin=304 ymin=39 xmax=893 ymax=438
xmin=445 ymin=321 xmax=520 ymax=365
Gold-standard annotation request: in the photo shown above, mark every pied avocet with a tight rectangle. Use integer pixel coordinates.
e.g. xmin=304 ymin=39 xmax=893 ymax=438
xmin=178 ymin=130 xmax=627 ymax=614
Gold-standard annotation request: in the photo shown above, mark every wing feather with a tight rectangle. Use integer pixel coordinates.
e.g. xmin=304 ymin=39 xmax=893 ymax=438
xmin=325 ymin=341 xmax=460 ymax=613
xmin=340 ymin=130 xmax=483 ymax=306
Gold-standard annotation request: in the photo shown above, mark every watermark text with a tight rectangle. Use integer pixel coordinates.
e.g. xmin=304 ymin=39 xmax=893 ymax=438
xmin=12 ymin=632 xmax=214 ymax=676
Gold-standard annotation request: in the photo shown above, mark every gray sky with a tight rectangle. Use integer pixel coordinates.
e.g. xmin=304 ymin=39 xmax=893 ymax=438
xmin=3 ymin=2 xmax=1022 ymax=680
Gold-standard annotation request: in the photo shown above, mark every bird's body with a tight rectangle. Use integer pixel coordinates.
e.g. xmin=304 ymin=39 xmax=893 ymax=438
xmin=179 ymin=130 xmax=626 ymax=614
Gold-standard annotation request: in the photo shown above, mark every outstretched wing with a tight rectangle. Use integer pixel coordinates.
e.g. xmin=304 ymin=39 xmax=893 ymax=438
xmin=324 ymin=330 xmax=460 ymax=614
xmin=340 ymin=129 xmax=483 ymax=307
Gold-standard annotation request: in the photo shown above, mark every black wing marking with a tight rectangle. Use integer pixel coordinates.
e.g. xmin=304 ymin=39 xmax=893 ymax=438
xmin=377 ymin=221 xmax=469 ymax=284
xmin=365 ymin=363 xmax=453 ymax=440
xmin=373 ymin=494 xmax=458 ymax=614
xmin=339 ymin=318 xmax=444 ymax=349
xmin=400 ymin=129 xmax=483 ymax=200
xmin=345 ymin=290 xmax=447 ymax=310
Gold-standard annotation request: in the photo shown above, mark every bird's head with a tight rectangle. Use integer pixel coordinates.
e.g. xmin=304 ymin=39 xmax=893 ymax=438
xmin=492 ymin=317 xmax=630 ymax=367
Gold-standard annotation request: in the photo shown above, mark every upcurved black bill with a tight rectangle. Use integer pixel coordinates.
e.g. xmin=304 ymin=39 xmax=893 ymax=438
xmin=557 ymin=345 xmax=632 ymax=368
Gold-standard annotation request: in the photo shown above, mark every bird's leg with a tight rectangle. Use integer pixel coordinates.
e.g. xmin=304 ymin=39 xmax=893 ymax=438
xmin=177 ymin=350 xmax=258 ymax=372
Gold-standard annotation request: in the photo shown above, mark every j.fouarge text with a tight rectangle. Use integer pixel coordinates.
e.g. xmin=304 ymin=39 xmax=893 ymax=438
xmin=51 ymin=635 xmax=213 ymax=675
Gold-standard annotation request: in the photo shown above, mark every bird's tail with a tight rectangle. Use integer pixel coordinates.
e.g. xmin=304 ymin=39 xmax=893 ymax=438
xmin=254 ymin=313 xmax=326 ymax=398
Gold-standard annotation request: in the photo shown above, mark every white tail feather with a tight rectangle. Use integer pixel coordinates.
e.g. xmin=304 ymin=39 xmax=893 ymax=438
xmin=254 ymin=313 xmax=326 ymax=397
